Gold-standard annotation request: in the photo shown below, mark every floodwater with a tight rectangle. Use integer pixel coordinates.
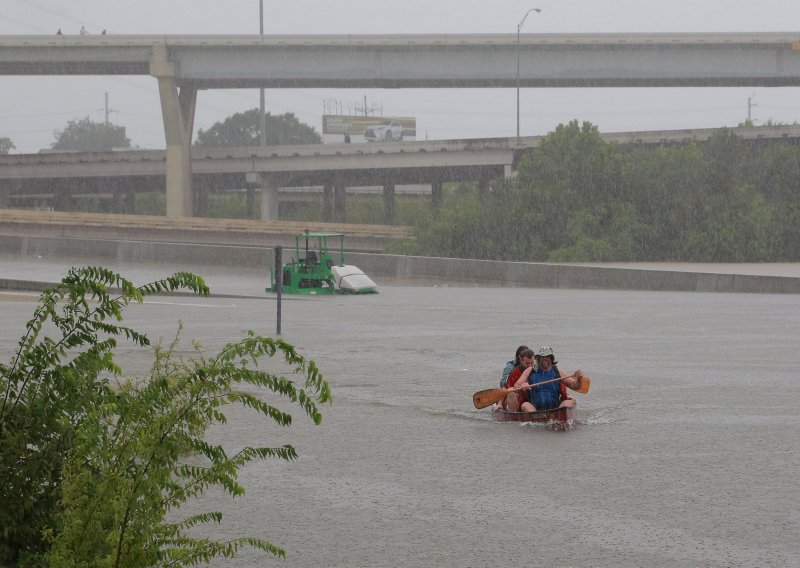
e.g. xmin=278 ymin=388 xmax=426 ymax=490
xmin=1 ymin=258 xmax=799 ymax=567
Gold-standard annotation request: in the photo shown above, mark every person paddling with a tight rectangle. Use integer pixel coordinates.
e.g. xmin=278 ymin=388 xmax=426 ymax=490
xmin=516 ymin=346 xmax=583 ymax=412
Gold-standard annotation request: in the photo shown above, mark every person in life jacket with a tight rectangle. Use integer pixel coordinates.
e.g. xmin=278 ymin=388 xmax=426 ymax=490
xmin=517 ymin=346 xmax=583 ymax=412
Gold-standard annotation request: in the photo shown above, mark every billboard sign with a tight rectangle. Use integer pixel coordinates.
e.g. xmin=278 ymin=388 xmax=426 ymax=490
xmin=322 ymin=115 xmax=417 ymax=140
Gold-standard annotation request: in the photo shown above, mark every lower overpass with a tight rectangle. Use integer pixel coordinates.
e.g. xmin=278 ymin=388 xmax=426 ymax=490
xmin=2 ymin=125 xmax=800 ymax=224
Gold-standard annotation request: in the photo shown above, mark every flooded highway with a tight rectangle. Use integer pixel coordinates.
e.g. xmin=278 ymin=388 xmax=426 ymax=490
xmin=2 ymin=257 xmax=799 ymax=567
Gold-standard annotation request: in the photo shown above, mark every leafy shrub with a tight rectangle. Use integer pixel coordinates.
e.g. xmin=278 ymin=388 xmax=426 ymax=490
xmin=0 ymin=267 xmax=330 ymax=566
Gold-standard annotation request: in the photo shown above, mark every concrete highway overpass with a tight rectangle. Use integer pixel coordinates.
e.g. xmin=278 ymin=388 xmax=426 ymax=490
xmin=2 ymin=125 xmax=800 ymax=223
xmin=3 ymin=33 xmax=800 ymax=218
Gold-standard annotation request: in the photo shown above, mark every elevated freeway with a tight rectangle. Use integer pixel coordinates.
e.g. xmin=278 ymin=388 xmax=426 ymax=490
xmin=3 ymin=33 xmax=800 ymax=218
xmin=2 ymin=124 xmax=800 ymax=223
xmin=6 ymin=125 xmax=800 ymax=182
xmin=3 ymin=33 xmax=800 ymax=87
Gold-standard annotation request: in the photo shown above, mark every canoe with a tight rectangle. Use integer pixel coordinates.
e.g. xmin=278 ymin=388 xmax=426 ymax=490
xmin=491 ymin=405 xmax=576 ymax=430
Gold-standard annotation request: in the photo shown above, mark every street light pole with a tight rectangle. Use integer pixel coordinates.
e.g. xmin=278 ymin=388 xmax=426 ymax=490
xmin=259 ymin=0 xmax=267 ymax=147
xmin=516 ymin=8 xmax=541 ymax=143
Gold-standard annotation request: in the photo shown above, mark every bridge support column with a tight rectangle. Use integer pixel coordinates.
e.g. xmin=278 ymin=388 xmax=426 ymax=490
xmin=246 ymin=187 xmax=256 ymax=219
xmin=334 ymin=183 xmax=346 ymax=222
xmin=123 ymin=186 xmax=136 ymax=214
xmin=194 ymin=179 xmax=209 ymax=217
xmin=111 ymin=183 xmax=125 ymax=214
xmin=431 ymin=180 xmax=443 ymax=215
xmin=323 ymin=183 xmax=334 ymax=222
xmin=151 ymin=46 xmax=196 ymax=218
xmin=246 ymin=172 xmax=281 ymax=221
xmin=383 ymin=180 xmax=396 ymax=225
xmin=53 ymin=186 xmax=73 ymax=212
xmin=105 ymin=178 xmax=136 ymax=215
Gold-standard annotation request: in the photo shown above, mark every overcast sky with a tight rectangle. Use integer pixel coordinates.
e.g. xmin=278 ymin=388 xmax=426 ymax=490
xmin=2 ymin=0 xmax=800 ymax=152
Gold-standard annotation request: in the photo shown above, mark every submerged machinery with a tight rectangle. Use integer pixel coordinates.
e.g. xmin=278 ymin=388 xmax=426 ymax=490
xmin=267 ymin=231 xmax=378 ymax=295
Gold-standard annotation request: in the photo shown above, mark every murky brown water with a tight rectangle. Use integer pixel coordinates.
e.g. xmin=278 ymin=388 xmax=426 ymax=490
xmin=2 ymin=258 xmax=799 ymax=567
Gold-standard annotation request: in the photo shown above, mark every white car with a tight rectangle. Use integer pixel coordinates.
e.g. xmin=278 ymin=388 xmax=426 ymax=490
xmin=364 ymin=120 xmax=404 ymax=142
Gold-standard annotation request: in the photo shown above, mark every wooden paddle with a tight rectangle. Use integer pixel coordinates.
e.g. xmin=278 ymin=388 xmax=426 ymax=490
xmin=472 ymin=375 xmax=591 ymax=409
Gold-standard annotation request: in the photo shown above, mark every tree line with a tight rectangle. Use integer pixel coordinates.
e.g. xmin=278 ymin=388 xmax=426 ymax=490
xmin=401 ymin=120 xmax=800 ymax=262
xmin=0 ymin=109 xmax=320 ymax=154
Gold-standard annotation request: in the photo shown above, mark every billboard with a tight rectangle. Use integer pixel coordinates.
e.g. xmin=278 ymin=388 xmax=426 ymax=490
xmin=322 ymin=115 xmax=417 ymax=139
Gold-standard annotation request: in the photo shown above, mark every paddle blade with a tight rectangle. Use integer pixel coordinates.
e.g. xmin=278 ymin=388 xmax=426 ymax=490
xmin=473 ymin=387 xmax=510 ymax=409
xmin=574 ymin=376 xmax=591 ymax=394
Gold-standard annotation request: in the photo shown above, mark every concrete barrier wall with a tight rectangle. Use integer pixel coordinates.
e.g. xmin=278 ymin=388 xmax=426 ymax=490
xmin=3 ymin=235 xmax=800 ymax=294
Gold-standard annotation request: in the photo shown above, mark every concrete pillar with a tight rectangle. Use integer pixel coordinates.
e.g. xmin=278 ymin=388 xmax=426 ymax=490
xmin=246 ymin=172 xmax=280 ymax=221
xmin=261 ymin=185 xmax=279 ymax=221
xmin=334 ymin=183 xmax=346 ymax=222
xmin=53 ymin=186 xmax=73 ymax=212
xmin=194 ymin=179 xmax=208 ymax=217
xmin=323 ymin=183 xmax=334 ymax=222
xmin=246 ymin=187 xmax=256 ymax=219
xmin=151 ymin=46 xmax=196 ymax=218
xmin=111 ymin=183 xmax=124 ymax=214
xmin=383 ymin=180 xmax=396 ymax=225
xmin=432 ymin=180 xmax=444 ymax=214
xmin=124 ymin=187 xmax=136 ymax=214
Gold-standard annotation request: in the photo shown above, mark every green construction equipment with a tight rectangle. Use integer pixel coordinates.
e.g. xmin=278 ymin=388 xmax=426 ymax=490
xmin=267 ymin=231 xmax=378 ymax=295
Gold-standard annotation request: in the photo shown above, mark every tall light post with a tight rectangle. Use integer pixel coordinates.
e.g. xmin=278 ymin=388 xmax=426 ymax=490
xmin=259 ymin=0 xmax=266 ymax=147
xmin=516 ymin=8 xmax=541 ymax=142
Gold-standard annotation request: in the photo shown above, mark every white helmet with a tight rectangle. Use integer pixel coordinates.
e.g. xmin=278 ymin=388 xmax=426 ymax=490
xmin=537 ymin=346 xmax=555 ymax=358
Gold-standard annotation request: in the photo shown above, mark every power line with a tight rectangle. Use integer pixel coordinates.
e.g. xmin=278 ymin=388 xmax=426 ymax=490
xmin=0 ymin=109 xmax=99 ymax=120
xmin=7 ymin=0 xmax=104 ymax=33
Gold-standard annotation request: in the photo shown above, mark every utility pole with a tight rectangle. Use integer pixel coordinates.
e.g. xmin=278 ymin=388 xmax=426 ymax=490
xmin=355 ymin=96 xmax=379 ymax=117
xmin=259 ymin=0 xmax=267 ymax=147
xmin=747 ymin=93 xmax=758 ymax=124
xmin=516 ymin=8 xmax=541 ymax=143
xmin=104 ymin=92 xmax=110 ymax=126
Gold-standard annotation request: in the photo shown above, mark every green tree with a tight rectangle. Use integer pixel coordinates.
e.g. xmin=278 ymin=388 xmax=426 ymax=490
xmin=626 ymin=143 xmax=707 ymax=259
xmin=700 ymin=129 xmax=751 ymax=196
xmin=756 ymin=144 xmax=800 ymax=259
xmin=0 ymin=136 xmax=14 ymax=154
xmin=51 ymin=116 xmax=131 ymax=152
xmin=397 ymin=122 xmax=798 ymax=263
xmin=515 ymin=120 xmax=630 ymax=260
xmin=194 ymin=110 xmax=321 ymax=147
xmin=682 ymin=183 xmax=773 ymax=261
xmin=0 ymin=267 xmax=330 ymax=566
xmin=403 ymin=180 xmax=535 ymax=261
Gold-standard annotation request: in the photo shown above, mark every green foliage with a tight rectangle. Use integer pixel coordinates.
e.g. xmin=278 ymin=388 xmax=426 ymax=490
xmin=407 ymin=181 xmax=533 ymax=260
xmin=195 ymin=110 xmax=321 ymax=147
xmin=204 ymin=193 xmax=250 ymax=219
xmin=51 ymin=116 xmax=131 ymax=152
xmin=682 ymin=183 xmax=773 ymax=261
xmin=0 ymin=136 xmax=15 ymax=154
xmin=0 ymin=267 xmax=330 ymax=566
xmin=280 ymin=193 xmax=430 ymax=232
xmin=134 ymin=192 xmax=166 ymax=216
xmin=403 ymin=121 xmax=800 ymax=262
